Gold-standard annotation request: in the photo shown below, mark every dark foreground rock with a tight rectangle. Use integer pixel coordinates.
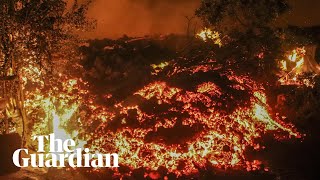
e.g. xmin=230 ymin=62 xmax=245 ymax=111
xmin=0 ymin=133 xmax=21 ymax=175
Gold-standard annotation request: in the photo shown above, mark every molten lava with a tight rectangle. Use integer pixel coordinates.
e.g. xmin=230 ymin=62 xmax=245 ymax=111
xmin=19 ymin=45 xmax=301 ymax=177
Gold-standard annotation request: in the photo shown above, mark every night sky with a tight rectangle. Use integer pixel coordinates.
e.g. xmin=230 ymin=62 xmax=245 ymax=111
xmin=80 ymin=0 xmax=320 ymax=39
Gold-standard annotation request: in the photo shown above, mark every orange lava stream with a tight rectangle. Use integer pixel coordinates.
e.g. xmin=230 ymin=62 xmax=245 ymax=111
xmin=22 ymin=56 xmax=301 ymax=176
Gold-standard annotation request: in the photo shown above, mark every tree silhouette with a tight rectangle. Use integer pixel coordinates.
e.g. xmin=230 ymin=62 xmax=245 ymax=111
xmin=0 ymin=0 xmax=94 ymax=73
xmin=196 ymin=0 xmax=291 ymax=84
xmin=0 ymin=0 xmax=94 ymax=144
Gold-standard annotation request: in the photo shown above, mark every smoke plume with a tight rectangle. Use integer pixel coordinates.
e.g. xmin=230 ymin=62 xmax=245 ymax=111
xmin=83 ymin=0 xmax=200 ymax=39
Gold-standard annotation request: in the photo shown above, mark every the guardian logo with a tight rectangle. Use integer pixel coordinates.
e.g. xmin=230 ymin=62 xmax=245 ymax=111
xmin=12 ymin=133 xmax=119 ymax=168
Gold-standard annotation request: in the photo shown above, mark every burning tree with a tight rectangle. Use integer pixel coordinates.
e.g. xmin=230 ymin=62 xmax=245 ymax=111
xmin=0 ymin=0 xmax=94 ymax=145
xmin=196 ymin=0 xmax=290 ymax=83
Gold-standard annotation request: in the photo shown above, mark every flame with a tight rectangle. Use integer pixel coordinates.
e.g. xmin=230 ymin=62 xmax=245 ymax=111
xmin=151 ymin=62 xmax=169 ymax=75
xmin=197 ymin=28 xmax=222 ymax=46
xmin=278 ymin=47 xmax=314 ymax=86
xmin=21 ymin=63 xmax=87 ymax=154
xmin=280 ymin=60 xmax=287 ymax=71
xmin=288 ymin=49 xmax=298 ymax=62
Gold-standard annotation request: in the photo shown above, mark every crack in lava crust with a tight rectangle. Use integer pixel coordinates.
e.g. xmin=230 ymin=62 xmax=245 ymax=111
xmin=24 ymin=58 xmax=301 ymax=176
xmin=88 ymin=79 xmax=300 ymax=175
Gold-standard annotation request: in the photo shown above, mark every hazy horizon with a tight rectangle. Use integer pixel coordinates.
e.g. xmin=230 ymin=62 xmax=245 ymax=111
xmin=76 ymin=0 xmax=320 ymax=39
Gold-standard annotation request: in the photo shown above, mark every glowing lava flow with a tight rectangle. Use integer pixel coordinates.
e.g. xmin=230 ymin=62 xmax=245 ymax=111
xmin=21 ymin=56 xmax=301 ymax=176
xmin=87 ymin=79 xmax=300 ymax=175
